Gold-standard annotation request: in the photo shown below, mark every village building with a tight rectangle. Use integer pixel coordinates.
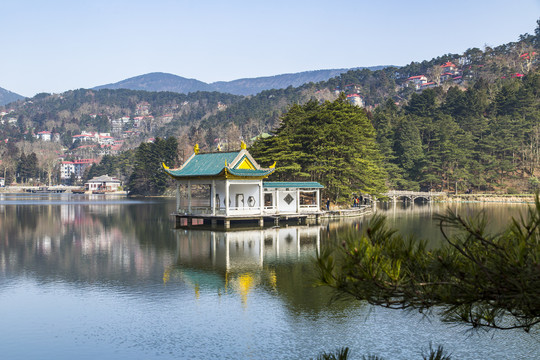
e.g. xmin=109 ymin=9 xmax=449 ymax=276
xmin=163 ymin=142 xmax=324 ymax=228
xmin=85 ymin=174 xmax=122 ymax=192
xmin=406 ymin=75 xmax=428 ymax=90
xmin=346 ymin=94 xmax=364 ymax=107
xmin=60 ymin=159 xmax=96 ymax=183
xmin=440 ymin=61 xmax=458 ymax=74
xmin=72 ymin=131 xmax=114 ymax=144
xmin=36 ymin=131 xmax=52 ymax=141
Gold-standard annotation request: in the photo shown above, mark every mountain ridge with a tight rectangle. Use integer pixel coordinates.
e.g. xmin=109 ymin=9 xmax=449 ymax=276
xmin=93 ymin=66 xmax=390 ymax=96
xmin=0 ymin=87 xmax=25 ymax=106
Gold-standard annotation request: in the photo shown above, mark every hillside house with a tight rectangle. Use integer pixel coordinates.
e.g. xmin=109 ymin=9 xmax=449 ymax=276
xmin=136 ymin=102 xmax=150 ymax=116
xmin=420 ymin=82 xmax=436 ymax=90
xmin=346 ymin=94 xmax=364 ymax=107
xmin=406 ymin=75 xmax=428 ymax=90
xmin=72 ymin=131 xmax=115 ymax=145
xmin=36 ymin=131 xmax=52 ymax=141
xmin=440 ymin=61 xmax=458 ymax=74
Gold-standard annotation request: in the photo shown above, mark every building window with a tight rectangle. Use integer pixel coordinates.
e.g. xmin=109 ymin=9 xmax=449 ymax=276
xmin=247 ymin=196 xmax=255 ymax=207
xmin=284 ymin=194 xmax=294 ymax=205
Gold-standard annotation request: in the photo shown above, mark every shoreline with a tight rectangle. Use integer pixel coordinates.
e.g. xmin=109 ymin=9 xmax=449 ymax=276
xmin=436 ymin=194 xmax=536 ymax=204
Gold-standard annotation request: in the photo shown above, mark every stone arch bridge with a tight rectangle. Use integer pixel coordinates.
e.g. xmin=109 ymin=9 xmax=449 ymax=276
xmin=384 ymin=190 xmax=447 ymax=203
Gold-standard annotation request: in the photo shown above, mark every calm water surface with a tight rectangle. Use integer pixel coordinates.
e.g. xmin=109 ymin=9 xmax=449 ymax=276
xmin=0 ymin=193 xmax=538 ymax=359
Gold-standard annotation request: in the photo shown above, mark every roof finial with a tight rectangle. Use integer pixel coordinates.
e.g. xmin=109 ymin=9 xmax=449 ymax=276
xmin=194 ymin=144 xmax=199 ymax=155
xmin=240 ymin=140 xmax=246 ymax=150
xmin=217 ymin=144 xmax=222 ymax=152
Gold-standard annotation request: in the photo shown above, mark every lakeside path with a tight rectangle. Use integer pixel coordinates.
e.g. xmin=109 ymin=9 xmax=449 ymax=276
xmin=0 ymin=186 xmax=127 ymax=196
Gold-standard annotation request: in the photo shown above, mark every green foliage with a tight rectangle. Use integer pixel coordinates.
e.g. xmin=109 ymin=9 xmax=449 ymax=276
xmin=314 ymin=347 xmax=350 ymax=360
xmin=84 ymin=151 xmax=135 ymax=183
xmin=250 ymin=96 xmax=387 ymax=201
xmin=127 ymin=137 xmax=179 ymax=196
xmin=16 ymin=152 xmax=39 ymax=184
xmin=422 ymin=344 xmax=452 ymax=360
xmin=313 ymin=345 xmax=452 ymax=360
xmin=372 ymin=67 xmax=540 ymax=192
xmin=316 ymin=196 xmax=540 ymax=332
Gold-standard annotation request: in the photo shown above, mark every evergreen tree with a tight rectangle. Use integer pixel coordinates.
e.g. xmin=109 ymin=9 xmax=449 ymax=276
xmin=127 ymin=137 xmax=178 ymax=195
xmin=251 ymin=95 xmax=386 ymax=201
xmin=316 ymin=196 xmax=540 ymax=332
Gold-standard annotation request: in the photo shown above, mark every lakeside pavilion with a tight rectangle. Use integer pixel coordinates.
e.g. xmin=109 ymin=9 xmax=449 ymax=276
xmin=162 ymin=142 xmax=324 ymax=228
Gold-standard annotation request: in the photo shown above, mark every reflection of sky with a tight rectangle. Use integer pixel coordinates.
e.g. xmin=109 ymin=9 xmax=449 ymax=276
xmin=1 ymin=197 xmax=539 ymax=359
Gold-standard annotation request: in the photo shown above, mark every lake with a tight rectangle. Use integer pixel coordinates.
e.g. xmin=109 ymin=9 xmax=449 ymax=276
xmin=0 ymin=193 xmax=538 ymax=359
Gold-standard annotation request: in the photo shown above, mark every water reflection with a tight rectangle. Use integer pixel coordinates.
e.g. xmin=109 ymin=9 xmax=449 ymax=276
xmin=1 ymin=195 xmax=538 ymax=359
xmin=168 ymin=226 xmax=325 ymax=307
xmin=0 ymin=197 xmax=177 ymax=285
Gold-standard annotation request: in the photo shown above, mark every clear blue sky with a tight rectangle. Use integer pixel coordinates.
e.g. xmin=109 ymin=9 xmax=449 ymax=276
xmin=2 ymin=0 xmax=539 ymax=97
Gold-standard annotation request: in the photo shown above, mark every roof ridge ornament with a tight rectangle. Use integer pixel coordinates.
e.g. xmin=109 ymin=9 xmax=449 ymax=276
xmin=240 ymin=141 xmax=246 ymax=150
xmin=194 ymin=144 xmax=200 ymax=154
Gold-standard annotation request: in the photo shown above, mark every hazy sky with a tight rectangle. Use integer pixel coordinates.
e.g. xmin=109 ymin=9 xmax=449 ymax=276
xmin=2 ymin=0 xmax=539 ymax=97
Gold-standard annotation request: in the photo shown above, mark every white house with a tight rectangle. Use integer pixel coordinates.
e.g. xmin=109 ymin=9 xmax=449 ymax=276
xmin=36 ymin=131 xmax=52 ymax=141
xmin=407 ymin=75 xmax=428 ymax=90
xmin=60 ymin=159 xmax=96 ymax=182
xmin=85 ymin=174 xmax=122 ymax=192
xmin=346 ymin=94 xmax=364 ymax=107
xmin=163 ymin=143 xmax=323 ymax=226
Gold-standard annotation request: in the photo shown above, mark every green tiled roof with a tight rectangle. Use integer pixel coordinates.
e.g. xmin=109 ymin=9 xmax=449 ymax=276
xmin=263 ymin=181 xmax=324 ymax=189
xmin=227 ymin=168 xmax=275 ymax=177
xmin=164 ymin=150 xmax=275 ymax=179
xmin=166 ymin=152 xmax=239 ymax=177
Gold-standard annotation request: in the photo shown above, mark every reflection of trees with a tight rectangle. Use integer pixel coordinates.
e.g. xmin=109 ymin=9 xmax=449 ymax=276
xmin=0 ymin=198 xmax=178 ymax=285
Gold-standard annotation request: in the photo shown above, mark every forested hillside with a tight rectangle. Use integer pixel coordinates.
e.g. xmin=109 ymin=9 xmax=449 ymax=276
xmin=1 ymin=88 xmax=242 ymax=148
xmin=372 ymin=72 xmax=540 ymax=192
xmin=0 ymin=20 xmax=538 ymax=195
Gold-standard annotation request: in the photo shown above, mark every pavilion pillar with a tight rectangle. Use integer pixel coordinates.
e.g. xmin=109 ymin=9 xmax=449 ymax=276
xmin=316 ymin=189 xmax=320 ymax=211
xmin=211 ymin=179 xmax=216 ymax=215
xmin=176 ymin=181 xmax=180 ymax=213
xmin=225 ymin=179 xmax=230 ymax=216
xmin=275 ymin=189 xmax=279 ymax=214
xmin=259 ymin=181 xmax=264 ymax=215
xmin=296 ymin=189 xmax=300 ymax=213
xmin=187 ymin=180 xmax=192 ymax=214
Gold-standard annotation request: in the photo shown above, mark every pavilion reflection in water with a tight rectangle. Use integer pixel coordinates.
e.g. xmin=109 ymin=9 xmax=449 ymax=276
xmin=165 ymin=226 xmax=322 ymax=303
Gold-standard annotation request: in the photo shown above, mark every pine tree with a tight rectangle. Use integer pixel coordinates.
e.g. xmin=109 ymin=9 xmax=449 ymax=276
xmin=251 ymin=95 xmax=386 ymax=201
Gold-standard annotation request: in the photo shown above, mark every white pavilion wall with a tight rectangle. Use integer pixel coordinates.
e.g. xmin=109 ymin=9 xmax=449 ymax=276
xmin=229 ymin=181 xmax=260 ymax=210
xmin=277 ymin=191 xmax=297 ymax=213
xmin=213 ymin=181 xmax=261 ymax=211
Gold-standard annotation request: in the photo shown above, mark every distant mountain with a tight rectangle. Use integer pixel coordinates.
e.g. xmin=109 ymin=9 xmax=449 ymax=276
xmin=210 ymin=67 xmax=388 ymax=95
xmin=94 ymin=67 xmax=390 ymax=96
xmin=94 ymin=72 xmax=214 ymax=93
xmin=0 ymin=87 xmax=24 ymax=106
